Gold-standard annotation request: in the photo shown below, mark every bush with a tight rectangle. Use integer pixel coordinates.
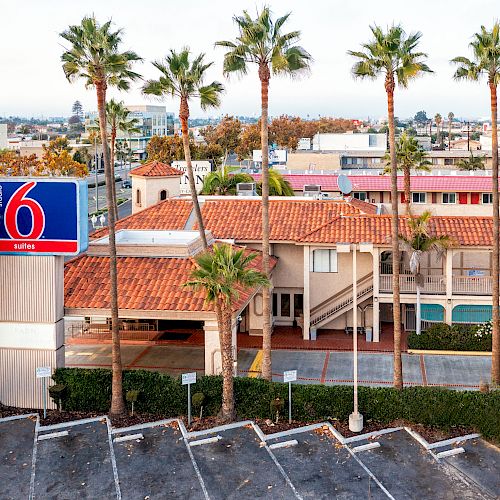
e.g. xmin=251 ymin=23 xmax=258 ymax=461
xmin=52 ymin=368 xmax=500 ymax=440
xmin=408 ymin=322 xmax=492 ymax=351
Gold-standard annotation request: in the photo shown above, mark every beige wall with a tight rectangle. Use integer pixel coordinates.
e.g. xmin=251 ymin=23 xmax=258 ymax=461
xmin=131 ymin=175 xmax=181 ymax=214
xmin=287 ymin=152 xmax=341 ymax=170
xmin=381 ymin=201 xmax=493 ymax=216
xmin=272 ymin=244 xmax=304 ymax=288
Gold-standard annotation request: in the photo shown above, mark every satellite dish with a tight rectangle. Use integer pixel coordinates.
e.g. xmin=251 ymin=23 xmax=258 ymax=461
xmin=337 ymin=174 xmax=353 ymax=195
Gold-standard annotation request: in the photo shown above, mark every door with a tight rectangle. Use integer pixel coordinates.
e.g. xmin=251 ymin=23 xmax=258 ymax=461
xmin=458 ymin=192 xmax=468 ymax=204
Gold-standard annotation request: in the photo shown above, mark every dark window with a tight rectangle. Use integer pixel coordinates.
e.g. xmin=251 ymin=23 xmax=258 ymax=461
xmin=294 ymin=294 xmax=303 ymax=317
xmin=160 ymin=189 xmax=168 ymax=200
xmin=136 ymin=189 xmax=141 ymax=205
xmin=272 ymin=293 xmax=278 ymax=316
xmin=280 ymin=294 xmax=291 ymax=317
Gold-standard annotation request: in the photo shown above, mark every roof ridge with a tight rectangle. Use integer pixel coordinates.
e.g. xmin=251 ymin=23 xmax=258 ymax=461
xmin=298 ymin=216 xmax=341 ymax=242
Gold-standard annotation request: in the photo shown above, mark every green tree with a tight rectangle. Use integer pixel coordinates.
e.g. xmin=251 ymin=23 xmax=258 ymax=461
xmin=201 ymin=115 xmax=242 ymax=159
xmin=201 ymin=165 xmax=253 ymax=195
xmin=349 ymin=24 xmax=432 ymax=390
xmin=383 ymin=132 xmax=431 ymax=214
xmin=256 ymin=169 xmax=294 ymax=196
xmin=60 ymin=16 xmax=141 ymax=415
xmin=217 ymin=7 xmax=311 ymax=380
xmin=456 ymin=152 xmax=486 ymax=171
xmin=447 ymin=112 xmax=454 ymax=150
xmin=434 ymin=113 xmax=443 ymax=148
xmin=452 ymin=23 xmax=500 ymax=384
xmin=143 ymin=49 xmax=224 ymax=249
xmin=185 ymin=244 xmax=269 ymax=421
xmin=413 ymin=110 xmax=428 ymax=124
xmin=399 ymin=212 xmax=451 ymax=335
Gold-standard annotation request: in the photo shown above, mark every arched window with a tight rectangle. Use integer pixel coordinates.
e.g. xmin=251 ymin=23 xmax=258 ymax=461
xmin=159 ymin=189 xmax=168 ymax=201
xmin=136 ymin=189 xmax=141 ymax=206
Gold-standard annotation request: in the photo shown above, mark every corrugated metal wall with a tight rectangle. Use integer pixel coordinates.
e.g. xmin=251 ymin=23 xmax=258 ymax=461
xmin=0 ymin=347 xmax=63 ymax=409
xmin=0 ymin=255 xmax=64 ymax=323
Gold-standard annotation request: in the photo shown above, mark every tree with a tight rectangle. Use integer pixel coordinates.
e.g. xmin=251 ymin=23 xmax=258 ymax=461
xmin=143 ymin=49 xmax=224 ymax=249
xmin=399 ymin=212 xmax=451 ymax=335
xmin=256 ymin=169 xmax=294 ymax=196
xmin=217 ymin=7 xmax=311 ymax=381
xmin=434 ymin=113 xmax=443 ymax=148
xmin=269 ymin=115 xmax=304 ymax=150
xmin=457 ymin=152 xmax=486 ymax=171
xmin=201 ymin=115 xmax=242 ymax=160
xmin=46 ymin=136 xmax=71 ymax=154
xmin=72 ymin=100 xmax=84 ymax=120
xmin=41 ymin=147 xmax=88 ymax=177
xmin=349 ymin=25 xmax=432 ymax=390
xmin=452 ymin=23 xmax=500 ymax=384
xmin=185 ymin=244 xmax=269 ymax=421
xmin=414 ymin=110 xmax=428 ymax=124
xmin=60 ymin=16 xmax=141 ymax=415
xmin=447 ymin=112 xmax=455 ymax=150
xmin=201 ymin=165 xmax=253 ymax=195
xmin=235 ymin=122 xmax=265 ymax=160
xmin=146 ymin=135 xmax=185 ymax=163
xmin=383 ymin=132 xmax=431 ymax=214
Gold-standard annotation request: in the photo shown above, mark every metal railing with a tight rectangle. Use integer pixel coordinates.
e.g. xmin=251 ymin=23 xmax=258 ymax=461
xmin=68 ymin=322 xmax=158 ymax=341
xmin=380 ymin=274 xmax=446 ymax=294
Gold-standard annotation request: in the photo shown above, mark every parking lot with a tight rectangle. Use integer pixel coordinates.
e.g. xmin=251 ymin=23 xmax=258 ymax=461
xmin=1 ymin=414 xmax=498 ymax=499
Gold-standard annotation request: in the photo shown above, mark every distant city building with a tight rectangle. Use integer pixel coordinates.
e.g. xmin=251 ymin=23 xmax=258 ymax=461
xmin=312 ymin=133 xmax=386 ymax=152
xmin=0 ymin=124 xmax=7 ymax=149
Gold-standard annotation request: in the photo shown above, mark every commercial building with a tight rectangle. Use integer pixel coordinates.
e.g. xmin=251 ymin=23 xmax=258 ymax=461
xmin=312 ymin=133 xmax=387 ymax=152
xmin=0 ymin=123 xmax=7 ymax=149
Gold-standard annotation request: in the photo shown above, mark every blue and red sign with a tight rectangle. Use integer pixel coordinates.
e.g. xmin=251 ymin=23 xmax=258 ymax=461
xmin=0 ymin=179 xmax=88 ymax=255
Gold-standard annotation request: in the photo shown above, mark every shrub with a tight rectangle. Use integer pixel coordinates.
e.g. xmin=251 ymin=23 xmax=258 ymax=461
xmin=408 ymin=322 xmax=492 ymax=351
xmin=52 ymin=368 xmax=500 ymax=440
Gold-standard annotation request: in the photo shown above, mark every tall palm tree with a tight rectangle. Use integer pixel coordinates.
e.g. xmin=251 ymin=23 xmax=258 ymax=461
xmin=185 ymin=244 xmax=269 ymax=421
xmin=434 ymin=113 xmax=442 ymax=148
xmin=399 ymin=211 xmax=451 ymax=335
xmin=348 ymin=25 xmax=432 ymax=389
xmin=216 ymin=7 xmax=311 ymax=381
xmin=457 ymin=152 xmax=486 ymax=171
xmin=452 ymin=23 xmax=500 ymax=384
xmin=142 ymin=49 xmax=224 ymax=249
xmin=60 ymin=16 xmax=141 ymax=415
xmin=448 ymin=111 xmax=455 ymax=150
xmin=384 ymin=132 xmax=431 ymax=214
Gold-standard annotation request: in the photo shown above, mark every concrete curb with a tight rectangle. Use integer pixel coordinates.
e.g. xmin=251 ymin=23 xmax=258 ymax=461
xmin=0 ymin=413 xmax=38 ymax=423
xmin=408 ymin=349 xmax=491 ymax=356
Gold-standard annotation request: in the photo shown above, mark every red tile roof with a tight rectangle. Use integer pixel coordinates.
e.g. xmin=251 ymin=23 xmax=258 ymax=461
xmin=256 ymin=174 xmax=496 ymax=193
xmin=65 ymin=246 xmax=277 ymax=313
xmin=130 ymin=161 xmax=183 ymax=177
xmin=300 ymin=215 xmax=494 ymax=247
xmin=197 ymin=199 xmax=374 ymax=241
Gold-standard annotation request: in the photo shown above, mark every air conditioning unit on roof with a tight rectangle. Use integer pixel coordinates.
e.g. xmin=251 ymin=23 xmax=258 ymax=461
xmin=236 ymin=182 xmax=257 ymax=196
xmin=303 ymin=184 xmax=322 ymax=197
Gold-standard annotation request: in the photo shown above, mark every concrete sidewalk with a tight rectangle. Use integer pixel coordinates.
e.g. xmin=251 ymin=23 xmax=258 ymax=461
xmin=65 ymin=345 xmax=492 ymax=389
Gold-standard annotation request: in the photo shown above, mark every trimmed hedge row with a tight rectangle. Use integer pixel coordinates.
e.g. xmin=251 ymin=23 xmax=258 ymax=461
xmin=408 ymin=323 xmax=492 ymax=351
xmin=53 ymin=368 xmax=500 ymax=440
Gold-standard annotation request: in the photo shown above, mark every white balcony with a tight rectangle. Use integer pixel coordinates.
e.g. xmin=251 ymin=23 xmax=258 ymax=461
xmin=452 ymin=275 xmax=492 ymax=295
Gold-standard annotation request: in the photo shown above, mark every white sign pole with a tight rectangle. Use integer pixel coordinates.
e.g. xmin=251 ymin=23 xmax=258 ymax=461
xmin=36 ymin=366 xmax=51 ymax=419
xmin=283 ymin=370 xmax=297 ymax=424
xmin=182 ymin=372 xmax=197 ymax=426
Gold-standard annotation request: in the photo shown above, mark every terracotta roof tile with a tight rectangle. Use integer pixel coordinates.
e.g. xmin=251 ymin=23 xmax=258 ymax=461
xmin=129 ymin=161 xmax=183 ymax=177
xmin=65 ymin=246 xmax=277 ymax=313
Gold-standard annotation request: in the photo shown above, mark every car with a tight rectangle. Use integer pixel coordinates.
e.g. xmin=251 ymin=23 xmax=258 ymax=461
xmin=122 ymin=179 xmax=132 ymax=188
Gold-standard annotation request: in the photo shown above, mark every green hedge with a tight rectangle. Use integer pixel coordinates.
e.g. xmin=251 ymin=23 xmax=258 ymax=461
xmin=52 ymin=368 xmax=500 ymax=440
xmin=408 ymin=323 xmax=492 ymax=351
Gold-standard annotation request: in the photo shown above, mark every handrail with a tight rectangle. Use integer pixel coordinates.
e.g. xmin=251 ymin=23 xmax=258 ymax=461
xmin=310 ymin=272 xmax=373 ymax=315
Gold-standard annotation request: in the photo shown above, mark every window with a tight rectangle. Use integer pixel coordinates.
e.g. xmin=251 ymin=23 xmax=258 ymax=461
xmin=482 ymin=193 xmax=493 ymax=204
xmin=159 ymin=189 xmax=168 ymax=201
xmin=294 ymin=294 xmax=304 ymax=317
xmin=136 ymin=189 xmax=141 ymax=206
xmin=353 ymin=192 xmax=367 ymax=201
xmin=442 ymin=193 xmax=456 ymax=204
xmin=280 ymin=294 xmax=291 ymax=317
xmin=412 ymin=192 xmax=426 ymax=204
xmin=444 ymin=158 xmax=454 ymax=166
xmin=272 ymin=293 xmax=278 ymax=316
xmin=312 ymin=249 xmax=338 ymax=273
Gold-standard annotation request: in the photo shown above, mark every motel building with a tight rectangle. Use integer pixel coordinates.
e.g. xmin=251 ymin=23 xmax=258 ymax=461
xmin=62 ymin=162 xmax=496 ymax=376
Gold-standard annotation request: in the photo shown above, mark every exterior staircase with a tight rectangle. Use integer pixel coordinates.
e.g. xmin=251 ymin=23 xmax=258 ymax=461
xmin=309 ymin=272 xmax=373 ymax=330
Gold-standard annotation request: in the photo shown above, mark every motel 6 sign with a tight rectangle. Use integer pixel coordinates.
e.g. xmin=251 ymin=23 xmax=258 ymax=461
xmin=0 ymin=178 xmax=88 ymax=256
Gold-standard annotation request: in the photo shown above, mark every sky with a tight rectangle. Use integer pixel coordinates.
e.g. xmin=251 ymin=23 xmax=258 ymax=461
xmin=0 ymin=0 xmax=497 ymax=120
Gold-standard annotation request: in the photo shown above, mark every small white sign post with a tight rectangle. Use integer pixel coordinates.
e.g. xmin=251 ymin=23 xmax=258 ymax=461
xmin=182 ymin=372 xmax=197 ymax=426
xmin=283 ymin=370 xmax=297 ymax=424
xmin=36 ymin=366 xmax=51 ymax=419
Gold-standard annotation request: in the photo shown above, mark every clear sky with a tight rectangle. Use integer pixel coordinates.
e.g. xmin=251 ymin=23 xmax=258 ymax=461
xmin=0 ymin=0 xmax=497 ymax=120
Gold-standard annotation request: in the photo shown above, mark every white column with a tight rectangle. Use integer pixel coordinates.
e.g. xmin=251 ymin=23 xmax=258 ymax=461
xmin=372 ymin=248 xmax=380 ymax=342
xmin=303 ymin=245 xmax=311 ymax=340
xmin=203 ymin=319 xmax=221 ymax=375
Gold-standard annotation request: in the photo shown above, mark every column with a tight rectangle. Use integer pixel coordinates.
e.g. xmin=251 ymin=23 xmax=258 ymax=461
xmin=303 ymin=245 xmax=310 ymax=340
xmin=203 ymin=319 xmax=221 ymax=375
xmin=372 ymin=248 xmax=380 ymax=342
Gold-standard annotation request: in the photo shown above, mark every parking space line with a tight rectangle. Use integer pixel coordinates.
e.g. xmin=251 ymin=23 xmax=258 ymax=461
xmin=320 ymin=352 xmax=330 ymax=384
xmin=126 ymin=346 xmax=152 ymax=368
xmin=264 ymin=423 xmax=324 ymax=442
xmin=38 ymin=416 xmax=106 ymax=432
xmin=248 ymin=350 xmax=263 ymax=377
xmin=105 ymin=417 xmax=122 ymax=500
xmin=112 ymin=418 xmax=178 ymax=435
xmin=0 ymin=413 xmax=38 ymax=423
xmin=29 ymin=415 xmax=40 ymax=500
xmin=427 ymin=433 xmax=480 ymax=450
xmin=264 ymin=444 xmax=303 ymax=500
xmin=420 ymin=354 xmax=428 ymax=386
xmin=37 ymin=431 xmax=69 ymax=441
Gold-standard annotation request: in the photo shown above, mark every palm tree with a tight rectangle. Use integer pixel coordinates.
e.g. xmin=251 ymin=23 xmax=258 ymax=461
xmin=383 ymin=132 xmax=431 ymax=214
xmin=399 ymin=211 xmax=451 ymax=335
xmin=448 ymin=112 xmax=455 ymax=150
xmin=348 ymin=25 xmax=432 ymax=390
xmin=201 ymin=165 xmax=253 ymax=195
xmin=457 ymin=152 xmax=486 ymax=171
xmin=217 ymin=7 xmax=311 ymax=381
xmin=185 ymin=244 xmax=269 ymax=421
xmin=452 ymin=23 xmax=500 ymax=384
xmin=142 ymin=49 xmax=224 ymax=249
xmin=434 ymin=113 xmax=442 ymax=148
xmin=255 ymin=169 xmax=295 ymax=196
xmin=60 ymin=16 xmax=141 ymax=415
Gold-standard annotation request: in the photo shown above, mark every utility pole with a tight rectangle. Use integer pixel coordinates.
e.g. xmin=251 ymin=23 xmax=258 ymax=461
xmin=467 ymin=121 xmax=470 ymax=152
xmin=94 ymin=135 xmax=99 ymax=212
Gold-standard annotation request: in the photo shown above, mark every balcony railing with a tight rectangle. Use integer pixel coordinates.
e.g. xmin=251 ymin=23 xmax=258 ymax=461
xmin=68 ymin=322 xmax=159 ymax=341
xmin=452 ymin=276 xmax=492 ymax=295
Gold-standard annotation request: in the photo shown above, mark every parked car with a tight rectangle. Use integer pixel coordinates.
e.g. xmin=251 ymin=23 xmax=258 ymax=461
xmin=122 ymin=179 xmax=132 ymax=188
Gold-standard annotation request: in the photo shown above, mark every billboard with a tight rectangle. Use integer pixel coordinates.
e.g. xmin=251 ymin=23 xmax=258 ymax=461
xmin=0 ymin=178 xmax=88 ymax=255
xmin=173 ymin=160 xmax=213 ymax=195
xmin=252 ymin=149 xmax=288 ymax=164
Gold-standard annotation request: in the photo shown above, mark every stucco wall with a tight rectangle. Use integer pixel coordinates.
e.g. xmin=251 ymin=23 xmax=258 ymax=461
xmin=272 ymin=244 xmax=304 ymax=288
xmin=131 ymin=175 xmax=181 ymax=214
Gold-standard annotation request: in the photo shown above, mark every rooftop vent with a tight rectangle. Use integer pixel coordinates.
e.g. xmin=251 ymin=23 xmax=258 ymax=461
xmin=237 ymin=182 xmax=257 ymax=196
xmin=303 ymin=184 xmax=322 ymax=197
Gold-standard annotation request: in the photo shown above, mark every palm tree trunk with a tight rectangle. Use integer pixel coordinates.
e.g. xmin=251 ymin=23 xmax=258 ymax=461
xmin=448 ymin=122 xmax=452 ymax=151
xmin=96 ymin=82 xmax=125 ymax=416
xmin=218 ymin=300 xmax=234 ymax=421
xmin=387 ymin=84 xmax=403 ymax=390
xmin=110 ymin=127 xmax=118 ymax=222
xmin=259 ymin=65 xmax=272 ymax=381
xmin=490 ymin=83 xmax=500 ymax=384
xmin=416 ymin=285 xmax=421 ymax=335
xmin=404 ymin=166 xmax=411 ymax=215
xmin=180 ymin=97 xmax=208 ymax=249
